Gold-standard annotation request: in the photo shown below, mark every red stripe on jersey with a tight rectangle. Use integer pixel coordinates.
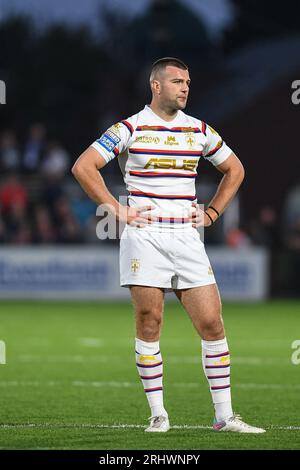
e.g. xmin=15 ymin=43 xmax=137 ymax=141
xmin=136 ymin=125 xmax=200 ymax=132
xmin=129 ymin=171 xmax=197 ymax=177
xmin=121 ymin=120 xmax=134 ymax=135
xmin=129 ymin=190 xmax=196 ymax=200
xmin=205 ymin=140 xmax=223 ymax=157
xmin=129 ymin=148 xmax=201 ymax=156
xmin=157 ymin=217 xmax=193 ymax=222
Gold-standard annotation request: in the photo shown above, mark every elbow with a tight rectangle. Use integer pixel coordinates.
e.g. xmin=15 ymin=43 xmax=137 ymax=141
xmin=239 ymin=163 xmax=245 ymax=183
xmin=71 ymin=161 xmax=83 ymax=180
xmin=232 ymin=157 xmax=245 ymax=184
xmin=71 ymin=163 xmax=78 ymax=179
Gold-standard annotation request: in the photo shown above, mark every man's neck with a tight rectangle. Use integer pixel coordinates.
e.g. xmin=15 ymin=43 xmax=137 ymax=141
xmin=149 ymin=103 xmax=178 ymax=122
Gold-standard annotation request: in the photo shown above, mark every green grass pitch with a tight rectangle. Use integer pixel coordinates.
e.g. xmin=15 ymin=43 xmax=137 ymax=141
xmin=0 ymin=299 xmax=299 ymax=450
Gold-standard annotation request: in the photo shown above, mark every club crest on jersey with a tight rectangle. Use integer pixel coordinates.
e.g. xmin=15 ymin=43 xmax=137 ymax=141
xmin=144 ymin=158 xmax=197 ymax=171
xmin=131 ymin=258 xmax=140 ymax=274
xmin=164 ymin=136 xmax=179 ymax=146
xmin=185 ymin=133 xmax=195 ymax=148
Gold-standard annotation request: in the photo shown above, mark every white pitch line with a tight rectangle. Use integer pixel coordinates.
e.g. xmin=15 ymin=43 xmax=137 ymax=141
xmin=0 ymin=380 xmax=300 ymax=391
xmin=17 ymin=355 xmax=109 ymax=363
xmin=16 ymin=355 xmax=290 ymax=366
xmin=78 ymin=338 xmax=104 ymax=348
xmin=0 ymin=423 xmax=299 ymax=431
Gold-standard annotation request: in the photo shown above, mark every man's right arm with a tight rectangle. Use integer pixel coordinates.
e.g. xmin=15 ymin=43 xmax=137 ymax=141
xmin=71 ymin=146 xmax=155 ymax=226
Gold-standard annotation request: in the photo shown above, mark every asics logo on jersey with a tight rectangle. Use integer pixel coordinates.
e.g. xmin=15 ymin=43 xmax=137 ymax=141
xmin=144 ymin=158 xmax=197 ymax=171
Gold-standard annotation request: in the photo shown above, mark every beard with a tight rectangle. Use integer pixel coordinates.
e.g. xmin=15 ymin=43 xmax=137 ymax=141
xmin=164 ymin=96 xmax=188 ymax=113
xmin=176 ymin=97 xmax=188 ymax=110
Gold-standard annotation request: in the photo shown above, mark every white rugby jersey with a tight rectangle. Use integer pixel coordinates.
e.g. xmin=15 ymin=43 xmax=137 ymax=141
xmin=91 ymin=105 xmax=232 ymax=231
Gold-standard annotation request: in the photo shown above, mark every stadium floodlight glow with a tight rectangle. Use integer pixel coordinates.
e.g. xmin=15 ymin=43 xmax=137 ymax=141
xmin=0 ymin=80 xmax=6 ymax=104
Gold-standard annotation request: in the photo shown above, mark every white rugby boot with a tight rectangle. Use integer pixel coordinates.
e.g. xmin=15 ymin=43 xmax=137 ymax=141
xmin=145 ymin=415 xmax=170 ymax=433
xmin=213 ymin=413 xmax=266 ymax=433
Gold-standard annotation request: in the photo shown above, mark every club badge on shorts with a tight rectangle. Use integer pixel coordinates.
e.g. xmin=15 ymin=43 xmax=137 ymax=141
xmin=131 ymin=258 xmax=140 ymax=274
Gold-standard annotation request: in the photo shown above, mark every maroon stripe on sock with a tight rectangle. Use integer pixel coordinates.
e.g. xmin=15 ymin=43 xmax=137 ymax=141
xmin=207 ymin=374 xmax=230 ymax=379
xmin=145 ymin=387 xmax=163 ymax=393
xmin=211 ymin=384 xmax=231 ymax=390
xmin=135 ymin=350 xmax=160 ymax=355
xmin=205 ymin=351 xmax=229 ymax=358
xmin=136 ymin=361 xmax=163 ymax=368
xmin=205 ymin=364 xmax=230 ymax=369
xmin=140 ymin=373 xmax=163 ymax=380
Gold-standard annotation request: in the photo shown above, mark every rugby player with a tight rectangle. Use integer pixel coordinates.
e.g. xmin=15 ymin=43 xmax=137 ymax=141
xmin=72 ymin=57 xmax=265 ymax=434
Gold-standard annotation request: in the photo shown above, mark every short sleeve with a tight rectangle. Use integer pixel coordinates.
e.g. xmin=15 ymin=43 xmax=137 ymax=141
xmin=203 ymin=123 xmax=232 ymax=166
xmin=91 ymin=120 xmax=133 ymax=163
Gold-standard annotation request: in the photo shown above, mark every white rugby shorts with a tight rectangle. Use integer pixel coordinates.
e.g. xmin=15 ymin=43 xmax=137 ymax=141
xmin=119 ymin=225 xmax=216 ymax=290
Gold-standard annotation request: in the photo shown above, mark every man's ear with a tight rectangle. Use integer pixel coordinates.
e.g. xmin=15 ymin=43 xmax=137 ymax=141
xmin=152 ymin=80 xmax=161 ymax=95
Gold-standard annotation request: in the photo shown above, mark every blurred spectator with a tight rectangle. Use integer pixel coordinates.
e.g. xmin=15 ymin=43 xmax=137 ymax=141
xmin=53 ymin=196 xmax=83 ymax=243
xmin=41 ymin=141 xmax=69 ymax=180
xmin=0 ymin=174 xmax=28 ymax=214
xmin=5 ymin=201 xmax=31 ymax=244
xmin=41 ymin=177 xmax=64 ymax=210
xmin=33 ymin=205 xmax=57 ymax=244
xmin=0 ymin=131 xmax=21 ymax=171
xmin=225 ymin=226 xmax=252 ymax=248
xmin=280 ymin=215 xmax=300 ymax=296
xmin=282 ymin=182 xmax=300 ymax=235
xmin=64 ymin=180 xmax=96 ymax=227
xmin=286 ymin=216 xmax=300 ymax=251
xmin=278 ymin=185 xmax=300 ymax=295
xmin=23 ymin=123 xmax=46 ymax=172
xmin=72 ymin=198 xmax=96 ymax=227
xmin=9 ymin=221 xmax=32 ymax=244
xmin=84 ymin=214 xmax=100 ymax=243
xmin=248 ymin=206 xmax=280 ymax=250
xmin=0 ymin=217 xmax=7 ymax=242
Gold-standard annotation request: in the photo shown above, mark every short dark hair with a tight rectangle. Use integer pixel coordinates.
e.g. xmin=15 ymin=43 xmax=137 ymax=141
xmin=150 ymin=57 xmax=188 ymax=81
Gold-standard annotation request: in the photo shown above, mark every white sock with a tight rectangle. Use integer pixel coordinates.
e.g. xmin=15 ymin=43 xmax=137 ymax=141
xmin=201 ymin=337 xmax=233 ymax=422
xmin=135 ymin=337 xmax=168 ymax=418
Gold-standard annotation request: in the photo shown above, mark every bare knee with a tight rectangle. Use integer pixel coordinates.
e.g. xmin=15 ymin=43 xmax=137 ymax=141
xmin=201 ymin=315 xmax=225 ymax=341
xmin=136 ymin=306 xmax=163 ymax=341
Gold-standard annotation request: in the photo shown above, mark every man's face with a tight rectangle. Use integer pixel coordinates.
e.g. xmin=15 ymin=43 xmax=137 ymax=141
xmin=157 ymin=65 xmax=191 ymax=110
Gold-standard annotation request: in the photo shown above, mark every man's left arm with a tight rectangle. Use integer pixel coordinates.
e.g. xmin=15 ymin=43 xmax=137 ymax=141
xmin=205 ymin=152 xmax=245 ymax=224
xmin=192 ymin=152 xmax=244 ymax=228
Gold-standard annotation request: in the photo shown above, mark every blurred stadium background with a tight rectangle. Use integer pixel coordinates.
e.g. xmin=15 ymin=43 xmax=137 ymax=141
xmin=0 ymin=0 xmax=300 ymax=450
